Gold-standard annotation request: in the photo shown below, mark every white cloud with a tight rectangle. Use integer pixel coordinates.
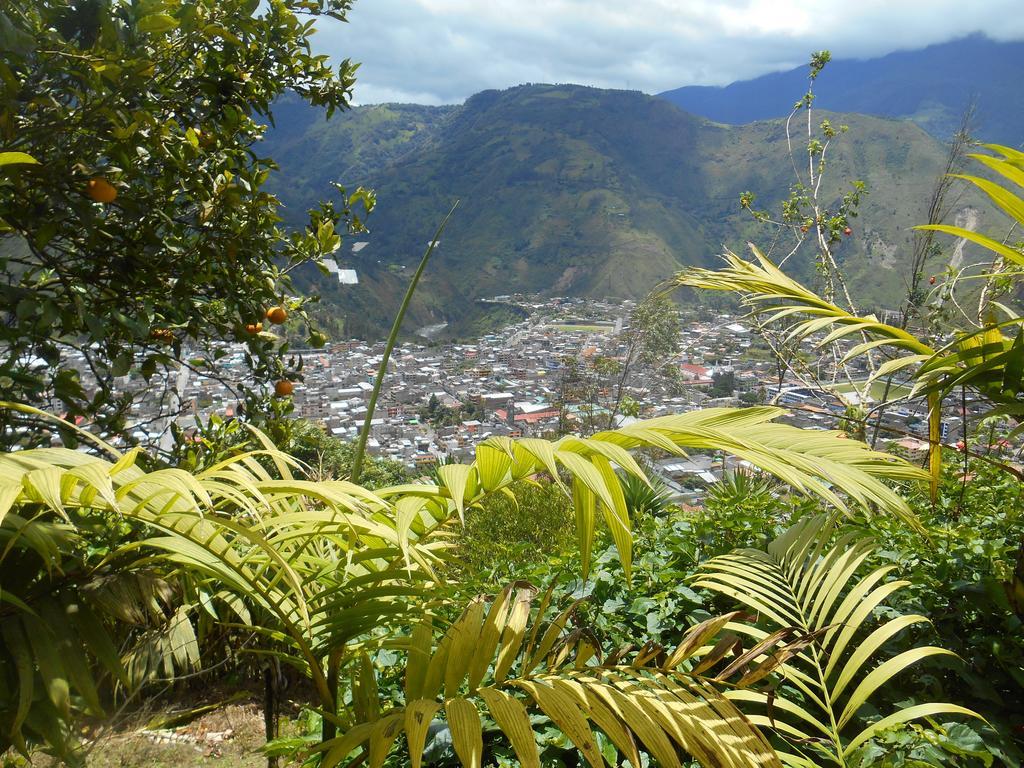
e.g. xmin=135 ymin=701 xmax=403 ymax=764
xmin=312 ymin=0 xmax=1024 ymax=105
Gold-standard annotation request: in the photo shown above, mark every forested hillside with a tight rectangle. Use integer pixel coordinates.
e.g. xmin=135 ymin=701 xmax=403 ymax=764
xmin=265 ymin=84 xmax=987 ymax=337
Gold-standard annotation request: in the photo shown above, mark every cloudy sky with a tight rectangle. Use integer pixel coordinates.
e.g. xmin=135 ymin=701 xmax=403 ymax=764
xmin=311 ymin=0 xmax=1024 ymax=105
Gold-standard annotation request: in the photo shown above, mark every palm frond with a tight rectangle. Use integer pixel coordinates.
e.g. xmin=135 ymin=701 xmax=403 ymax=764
xmin=411 ymin=408 xmax=928 ymax=581
xmin=620 ymin=470 xmax=673 ymax=517
xmin=673 ymin=246 xmax=1016 ymax=492
xmin=672 ymin=145 xmax=1024 ymax=486
xmin=1 ymin=406 xmax=926 ymax=755
xmin=706 ymin=469 xmax=777 ymax=509
xmin=691 ymin=515 xmax=982 ymax=766
xmin=672 ymin=245 xmax=934 ymax=359
xmin=322 ymin=583 xmax=782 ymax=768
xmin=0 ymin=437 xmax=439 ymax=753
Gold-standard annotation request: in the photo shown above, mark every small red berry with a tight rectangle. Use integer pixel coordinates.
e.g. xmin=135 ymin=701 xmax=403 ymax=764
xmin=929 ymin=276 xmax=936 ymax=285
xmin=843 ymin=226 xmax=852 ymax=236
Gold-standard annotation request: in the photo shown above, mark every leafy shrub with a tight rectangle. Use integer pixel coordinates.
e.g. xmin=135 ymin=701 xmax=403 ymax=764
xmin=525 ymin=483 xmax=800 ymax=651
xmin=444 ymin=480 xmax=576 ymax=589
xmin=846 ymin=457 xmax=1024 ymax=762
xmin=847 ymin=722 xmax=1001 ymax=767
xmin=284 ymin=419 xmax=408 ymax=488
xmin=619 ymin=470 xmax=673 ymax=517
xmin=699 ymin=470 xmax=799 ymax=554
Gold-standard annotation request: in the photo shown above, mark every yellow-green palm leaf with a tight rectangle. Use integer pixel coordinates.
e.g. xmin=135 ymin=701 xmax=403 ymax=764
xmin=692 ymin=515 xmax=982 ymax=766
xmin=1 ymin=403 xmax=927 ymax=757
xmin=323 ymin=583 xmax=782 ymax=768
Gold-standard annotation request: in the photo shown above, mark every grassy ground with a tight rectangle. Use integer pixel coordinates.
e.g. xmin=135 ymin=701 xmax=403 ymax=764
xmin=29 ymin=690 xmax=314 ymax=768
xmin=832 ymin=379 xmax=914 ymax=401
xmin=82 ymin=701 xmax=270 ymax=768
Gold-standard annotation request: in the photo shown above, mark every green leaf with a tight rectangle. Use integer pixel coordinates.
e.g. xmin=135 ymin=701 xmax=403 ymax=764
xmin=843 ymin=704 xmax=985 ymax=757
xmin=916 ymin=224 xmax=1024 ymax=267
xmin=137 ymin=13 xmax=179 ymax=33
xmin=0 ymin=151 xmax=37 ymax=167
xmin=696 ymin=517 xmax=978 ymax=761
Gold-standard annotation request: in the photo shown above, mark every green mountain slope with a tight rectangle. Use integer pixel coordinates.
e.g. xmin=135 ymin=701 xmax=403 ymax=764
xmin=264 ymin=84 xmax=992 ymax=338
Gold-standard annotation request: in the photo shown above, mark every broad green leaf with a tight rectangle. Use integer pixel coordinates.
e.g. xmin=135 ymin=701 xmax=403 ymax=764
xmin=917 ymin=224 xmax=1024 ymax=266
xmin=843 ymin=704 xmax=984 ymax=756
xmin=828 ymin=614 xmax=929 ymax=699
xmin=475 ymin=441 xmax=512 ymax=490
xmin=572 ymin=479 xmax=596 ymax=580
xmin=467 ymin=586 xmax=513 ymax=691
xmin=437 ymin=463 xmax=473 ymax=523
xmin=367 ymin=711 xmax=404 ymax=768
xmin=445 ymin=598 xmax=485 ymax=697
xmin=321 ymin=722 xmax=373 ymax=768
xmin=493 ymin=586 xmax=534 ymax=684
xmin=137 ymin=13 xmax=179 ymax=33
xmin=0 ymin=151 xmax=37 ymax=167
xmin=516 ymin=680 xmax=603 ymax=768
xmin=837 ymin=647 xmax=956 ymax=728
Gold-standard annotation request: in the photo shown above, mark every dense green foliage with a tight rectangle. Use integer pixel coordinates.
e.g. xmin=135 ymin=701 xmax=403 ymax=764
xmin=284 ymin=419 xmax=408 ymax=487
xmin=863 ymin=459 xmax=1024 ymax=740
xmin=665 ymin=112 xmax=1024 ymax=764
xmin=445 ymin=457 xmax=1022 ymax=765
xmin=443 ymin=480 xmax=575 ymax=588
xmin=171 ymin=410 xmax=409 ymax=488
xmin=0 ymin=0 xmax=371 ymax=445
xmin=1 ymin=401 xmax=931 ymax=765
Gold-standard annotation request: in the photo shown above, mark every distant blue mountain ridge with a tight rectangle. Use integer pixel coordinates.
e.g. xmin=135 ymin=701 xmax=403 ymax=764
xmin=657 ymin=35 xmax=1024 ymax=146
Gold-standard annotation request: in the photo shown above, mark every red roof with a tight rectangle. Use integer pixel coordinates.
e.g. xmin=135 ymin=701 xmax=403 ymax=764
xmin=495 ymin=408 xmax=560 ymax=424
xmin=515 ymin=409 xmax=560 ymax=424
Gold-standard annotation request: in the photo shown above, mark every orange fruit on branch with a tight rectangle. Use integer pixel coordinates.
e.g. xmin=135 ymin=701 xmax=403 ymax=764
xmin=266 ymin=306 xmax=287 ymax=324
xmin=245 ymin=322 xmax=263 ymax=334
xmin=86 ymin=177 xmax=118 ymax=203
xmin=274 ymin=379 xmax=294 ymax=397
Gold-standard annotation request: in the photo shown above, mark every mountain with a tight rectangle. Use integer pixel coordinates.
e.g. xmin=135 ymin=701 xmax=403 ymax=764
xmin=658 ymin=35 xmax=1024 ymax=145
xmin=264 ymin=84 xmax=991 ymax=338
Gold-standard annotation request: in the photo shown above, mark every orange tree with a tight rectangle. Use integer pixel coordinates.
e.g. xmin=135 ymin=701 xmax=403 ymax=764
xmin=0 ymin=0 xmax=372 ymax=447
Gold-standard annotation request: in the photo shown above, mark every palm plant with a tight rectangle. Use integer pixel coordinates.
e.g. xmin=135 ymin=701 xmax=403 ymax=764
xmin=326 ymin=582 xmax=782 ymax=768
xmin=673 ymin=144 xmax=1024 ymax=494
xmin=692 ymin=515 xmax=980 ymax=767
xmin=705 ymin=469 xmax=778 ymax=510
xmin=672 ymin=239 xmax=1022 ymax=418
xmin=619 ymin=469 xmax=673 ymax=517
xmin=1 ymin=402 xmax=926 ymax=761
xmin=0 ymin=415 xmax=444 ymax=760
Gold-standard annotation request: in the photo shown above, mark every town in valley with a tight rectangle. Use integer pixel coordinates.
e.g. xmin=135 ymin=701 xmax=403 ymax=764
xmin=50 ymin=295 xmax=1005 ymax=505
